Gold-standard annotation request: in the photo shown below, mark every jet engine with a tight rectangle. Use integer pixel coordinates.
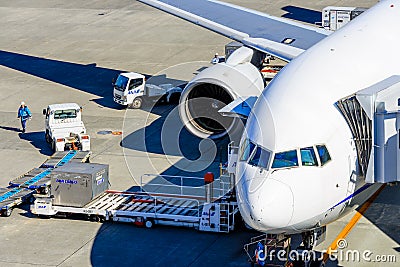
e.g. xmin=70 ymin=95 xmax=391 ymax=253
xmin=179 ymin=47 xmax=265 ymax=139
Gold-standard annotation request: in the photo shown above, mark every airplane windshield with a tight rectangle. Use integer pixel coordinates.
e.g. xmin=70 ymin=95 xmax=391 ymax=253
xmin=249 ymin=146 xmax=271 ymax=169
xmin=271 ymin=150 xmax=298 ymax=169
xmin=316 ymin=145 xmax=331 ymax=166
xmin=271 ymin=145 xmax=331 ymax=169
xmin=300 ymin=147 xmax=318 ymax=166
xmin=239 ymin=139 xmax=256 ymax=161
xmin=239 ymin=139 xmax=272 ymax=169
xmin=240 ymin=142 xmax=330 ymax=170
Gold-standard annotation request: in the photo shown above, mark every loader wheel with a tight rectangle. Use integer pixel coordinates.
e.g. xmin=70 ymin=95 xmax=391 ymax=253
xmin=42 ymin=186 xmax=50 ymax=195
xmin=145 ymin=220 xmax=153 ymax=228
xmin=129 ymin=97 xmax=143 ymax=109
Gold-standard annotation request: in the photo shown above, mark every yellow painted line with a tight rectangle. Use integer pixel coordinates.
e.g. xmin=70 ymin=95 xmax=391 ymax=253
xmin=322 ymin=184 xmax=386 ymax=263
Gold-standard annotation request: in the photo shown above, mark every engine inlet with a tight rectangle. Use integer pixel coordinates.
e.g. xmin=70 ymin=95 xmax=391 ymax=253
xmin=184 ymin=83 xmax=234 ymax=138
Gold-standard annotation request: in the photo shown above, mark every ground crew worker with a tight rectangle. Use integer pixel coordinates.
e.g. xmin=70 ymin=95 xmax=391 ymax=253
xmin=17 ymin=101 xmax=32 ymax=133
xmin=211 ymin=53 xmax=220 ymax=64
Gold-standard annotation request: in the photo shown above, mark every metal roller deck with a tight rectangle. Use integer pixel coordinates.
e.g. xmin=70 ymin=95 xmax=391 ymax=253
xmin=0 ymin=187 xmax=34 ymax=217
xmin=9 ymin=168 xmax=53 ymax=190
xmin=41 ymin=150 xmax=91 ymax=168
xmin=8 ymin=151 xmax=91 ymax=189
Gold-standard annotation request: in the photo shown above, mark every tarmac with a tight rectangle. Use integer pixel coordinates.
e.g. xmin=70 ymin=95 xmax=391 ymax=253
xmin=0 ymin=0 xmax=398 ymax=266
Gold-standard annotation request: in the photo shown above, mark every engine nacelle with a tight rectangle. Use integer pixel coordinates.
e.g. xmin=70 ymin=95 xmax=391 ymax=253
xmin=179 ymin=47 xmax=265 ymax=139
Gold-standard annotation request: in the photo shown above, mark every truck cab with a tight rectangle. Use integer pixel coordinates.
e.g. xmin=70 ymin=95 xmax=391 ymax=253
xmin=113 ymin=72 xmax=146 ymax=108
xmin=43 ymin=103 xmax=90 ymax=152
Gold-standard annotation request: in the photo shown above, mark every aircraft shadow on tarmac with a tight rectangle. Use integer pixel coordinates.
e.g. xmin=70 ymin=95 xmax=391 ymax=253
xmin=0 ymin=50 xmax=185 ymax=110
xmin=281 ymin=6 xmax=322 ymax=25
xmin=361 ymin=185 xmax=400 ymax=249
xmin=122 ymin=103 xmax=230 ymax=179
xmin=89 ymin=222 xmax=256 ymax=267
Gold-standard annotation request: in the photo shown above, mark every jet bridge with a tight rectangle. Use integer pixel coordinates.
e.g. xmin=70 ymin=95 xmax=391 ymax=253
xmin=337 ymin=76 xmax=400 ymax=184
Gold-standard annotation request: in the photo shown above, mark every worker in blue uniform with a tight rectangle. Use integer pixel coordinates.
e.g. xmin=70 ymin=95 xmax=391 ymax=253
xmin=211 ymin=53 xmax=220 ymax=64
xmin=17 ymin=101 xmax=32 ymax=133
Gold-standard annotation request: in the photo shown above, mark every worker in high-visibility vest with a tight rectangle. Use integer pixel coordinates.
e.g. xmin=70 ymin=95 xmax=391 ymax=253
xmin=17 ymin=101 xmax=32 ymax=133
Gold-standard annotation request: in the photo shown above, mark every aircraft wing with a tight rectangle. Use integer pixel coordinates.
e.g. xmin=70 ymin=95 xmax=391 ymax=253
xmin=138 ymin=0 xmax=331 ymax=61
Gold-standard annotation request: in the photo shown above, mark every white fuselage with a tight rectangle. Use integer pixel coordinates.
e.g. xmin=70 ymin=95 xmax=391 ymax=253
xmin=236 ymin=0 xmax=400 ymax=234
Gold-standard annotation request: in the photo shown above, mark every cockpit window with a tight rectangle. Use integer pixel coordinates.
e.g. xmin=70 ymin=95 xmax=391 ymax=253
xmin=239 ymin=139 xmax=256 ymax=161
xmin=271 ymin=150 xmax=298 ymax=169
xmin=316 ymin=145 xmax=331 ymax=166
xmin=300 ymin=147 xmax=318 ymax=166
xmin=249 ymin=146 xmax=271 ymax=169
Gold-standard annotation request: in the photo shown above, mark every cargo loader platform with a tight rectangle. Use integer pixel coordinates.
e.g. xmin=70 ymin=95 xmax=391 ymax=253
xmin=31 ymin=174 xmax=239 ymax=233
xmin=0 ymin=150 xmax=91 ymax=217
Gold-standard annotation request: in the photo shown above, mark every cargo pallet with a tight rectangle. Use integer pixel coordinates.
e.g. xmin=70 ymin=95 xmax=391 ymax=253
xmin=31 ymin=174 xmax=239 ymax=233
xmin=0 ymin=150 xmax=91 ymax=217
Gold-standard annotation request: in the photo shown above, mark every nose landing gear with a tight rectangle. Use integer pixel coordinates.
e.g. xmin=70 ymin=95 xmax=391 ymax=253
xmin=243 ymin=227 xmax=327 ymax=266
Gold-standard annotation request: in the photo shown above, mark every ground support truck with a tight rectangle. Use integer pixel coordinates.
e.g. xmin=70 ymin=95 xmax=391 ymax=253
xmin=43 ymin=103 xmax=90 ymax=152
xmin=113 ymin=72 xmax=183 ymax=109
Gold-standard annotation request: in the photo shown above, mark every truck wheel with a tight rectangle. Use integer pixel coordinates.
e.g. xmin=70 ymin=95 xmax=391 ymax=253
xmin=2 ymin=208 xmax=12 ymax=217
xmin=129 ymin=97 xmax=143 ymax=109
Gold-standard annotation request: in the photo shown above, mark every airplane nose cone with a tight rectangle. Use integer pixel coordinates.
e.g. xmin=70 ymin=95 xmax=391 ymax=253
xmin=240 ymin=178 xmax=294 ymax=231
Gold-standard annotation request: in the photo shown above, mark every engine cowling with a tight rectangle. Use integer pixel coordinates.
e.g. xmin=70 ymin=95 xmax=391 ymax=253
xmin=179 ymin=47 xmax=265 ymax=139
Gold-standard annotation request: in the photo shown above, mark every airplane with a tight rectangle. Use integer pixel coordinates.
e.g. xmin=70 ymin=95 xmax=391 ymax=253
xmin=138 ymin=0 xmax=400 ymax=252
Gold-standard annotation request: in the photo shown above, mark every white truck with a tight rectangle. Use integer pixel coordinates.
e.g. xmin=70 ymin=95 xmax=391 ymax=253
xmin=113 ymin=72 xmax=182 ymax=109
xmin=43 ymin=103 xmax=90 ymax=152
xmin=322 ymin=6 xmax=366 ymax=31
